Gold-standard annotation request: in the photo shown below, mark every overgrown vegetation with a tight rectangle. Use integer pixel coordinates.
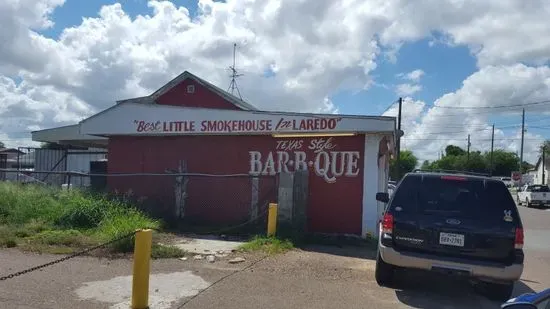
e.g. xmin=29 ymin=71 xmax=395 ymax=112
xmin=391 ymin=140 xmax=550 ymax=182
xmin=420 ymin=145 xmax=534 ymax=175
xmin=239 ymin=236 xmax=294 ymax=255
xmin=0 ymin=182 xmax=182 ymax=257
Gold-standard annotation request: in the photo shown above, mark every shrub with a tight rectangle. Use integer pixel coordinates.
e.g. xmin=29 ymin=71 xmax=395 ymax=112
xmin=151 ymin=244 xmax=186 ymax=259
xmin=28 ymin=230 xmax=93 ymax=247
xmin=0 ymin=182 xmax=160 ymax=254
xmin=239 ymin=236 xmax=294 ymax=255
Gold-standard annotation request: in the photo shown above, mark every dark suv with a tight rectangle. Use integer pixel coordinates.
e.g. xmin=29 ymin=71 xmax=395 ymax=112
xmin=375 ymin=171 xmax=524 ymax=301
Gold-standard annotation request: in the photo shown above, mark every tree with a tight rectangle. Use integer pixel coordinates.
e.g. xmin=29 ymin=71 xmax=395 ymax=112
xmin=390 ymin=150 xmax=418 ymax=180
xmin=0 ymin=141 xmax=4 ymax=149
xmin=521 ymin=161 xmax=534 ymax=173
xmin=484 ymin=150 xmax=519 ymax=176
xmin=445 ymin=145 xmax=466 ymax=157
xmin=420 ymin=160 xmax=431 ymax=170
xmin=425 ymin=144 xmax=523 ymax=176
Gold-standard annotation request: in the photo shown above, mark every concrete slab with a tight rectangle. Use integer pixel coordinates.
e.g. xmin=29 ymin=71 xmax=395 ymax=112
xmin=170 ymin=235 xmax=244 ymax=255
xmin=75 ymin=271 xmax=210 ymax=309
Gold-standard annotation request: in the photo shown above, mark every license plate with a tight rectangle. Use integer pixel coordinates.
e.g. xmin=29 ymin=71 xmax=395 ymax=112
xmin=439 ymin=232 xmax=465 ymax=247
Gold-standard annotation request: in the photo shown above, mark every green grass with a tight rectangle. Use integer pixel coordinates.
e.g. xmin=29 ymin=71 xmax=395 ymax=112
xmin=151 ymin=243 xmax=187 ymax=259
xmin=0 ymin=182 xmax=177 ymax=257
xmin=239 ymin=236 xmax=294 ymax=255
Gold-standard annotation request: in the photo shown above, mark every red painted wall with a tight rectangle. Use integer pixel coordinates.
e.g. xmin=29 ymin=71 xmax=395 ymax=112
xmin=108 ymin=134 xmax=364 ymax=234
xmin=155 ymin=79 xmax=241 ymax=110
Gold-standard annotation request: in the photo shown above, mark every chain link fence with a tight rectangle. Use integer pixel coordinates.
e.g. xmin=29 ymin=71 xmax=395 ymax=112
xmin=1 ymin=169 xmax=278 ymax=234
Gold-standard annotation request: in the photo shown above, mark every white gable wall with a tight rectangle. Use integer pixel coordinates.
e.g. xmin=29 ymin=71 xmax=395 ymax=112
xmin=533 ymin=159 xmax=550 ymax=185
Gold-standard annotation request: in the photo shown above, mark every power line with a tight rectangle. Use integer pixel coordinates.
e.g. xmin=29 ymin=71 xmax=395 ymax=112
xmin=411 ymin=125 xmax=521 ymax=135
xmin=418 ymin=108 xmax=541 ymax=118
xmin=528 ymin=125 xmax=550 ymax=130
xmin=380 ymin=99 xmax=398 ymax=115
xmin=431 ymin=99 xmax=550 ymax=110
xmin=407 ymin=115 xmax=550 ymax=129
xmin=402 ymin=138 xmax=544 ymax=141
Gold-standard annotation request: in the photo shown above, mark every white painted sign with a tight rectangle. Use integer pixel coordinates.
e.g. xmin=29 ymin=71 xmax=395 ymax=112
xmin=78 ymin=103 xmax=396 ymax=136
xmin=133 ymin=117 xmax=342 ymax=134
xmin=248 ymin=137 xmax=361 ymax=183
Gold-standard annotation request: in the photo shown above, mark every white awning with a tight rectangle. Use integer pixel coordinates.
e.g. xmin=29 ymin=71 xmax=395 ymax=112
xmin=31 ymin=125 xmax=108 ymax=148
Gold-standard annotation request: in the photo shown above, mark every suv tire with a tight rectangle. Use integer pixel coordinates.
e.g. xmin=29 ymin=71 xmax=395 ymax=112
xmin=375 ymin=252 xmax=395 ymax=287
xmin=485 ymin=281 xmax=514 ymax=302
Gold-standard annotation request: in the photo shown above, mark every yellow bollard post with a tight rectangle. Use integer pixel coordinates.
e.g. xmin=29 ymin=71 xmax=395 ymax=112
xmin=267 ymin=203 xmax=278 ymax=237
xmin=131 ymin=229 xmax=152 ymax=309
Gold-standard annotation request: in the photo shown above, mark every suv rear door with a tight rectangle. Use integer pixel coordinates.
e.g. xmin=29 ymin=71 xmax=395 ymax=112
xmin=388 ymin=174 xmax=522 ymax=264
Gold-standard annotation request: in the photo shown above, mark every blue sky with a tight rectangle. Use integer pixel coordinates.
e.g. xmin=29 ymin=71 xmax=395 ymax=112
xmin=335 ymin=38 xmax=477 ymax=115
xmin=40 ymin=0 xmax=198 ymax=38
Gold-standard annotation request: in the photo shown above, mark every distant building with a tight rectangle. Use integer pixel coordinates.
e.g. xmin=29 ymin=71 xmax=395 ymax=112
xmin=0 ymin=148 xmax=25 ymax=160
xmin=531 ymin=156 xmax=549 ymax=185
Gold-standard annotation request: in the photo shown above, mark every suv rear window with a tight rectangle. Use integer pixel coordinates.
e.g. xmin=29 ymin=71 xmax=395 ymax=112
xmin=391 ymin=175 xmax=518 ymax=218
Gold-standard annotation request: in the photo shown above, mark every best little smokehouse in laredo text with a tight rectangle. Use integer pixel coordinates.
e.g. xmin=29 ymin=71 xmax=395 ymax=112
xmin=133 ymin=117 xmax=342 ymax=133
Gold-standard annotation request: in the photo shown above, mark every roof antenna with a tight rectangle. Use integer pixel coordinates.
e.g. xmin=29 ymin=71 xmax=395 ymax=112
xmin=228 ymin=43 xmax=243 ymax=100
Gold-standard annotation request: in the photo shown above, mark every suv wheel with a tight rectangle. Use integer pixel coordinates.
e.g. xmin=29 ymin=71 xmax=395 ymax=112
xmin=485 ymin=281 xmax=514 ymax=302
xmin=375 ymin=252 xmax=396 ymax=287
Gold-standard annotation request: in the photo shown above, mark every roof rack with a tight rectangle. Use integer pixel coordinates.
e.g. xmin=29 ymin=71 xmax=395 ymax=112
xmin=412 ymin=169 xmax=491 ymax=177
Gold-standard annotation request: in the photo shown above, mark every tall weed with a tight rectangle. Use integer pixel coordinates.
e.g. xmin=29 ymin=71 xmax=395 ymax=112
xmin=0 ymin=182 xmax=159 ymax=252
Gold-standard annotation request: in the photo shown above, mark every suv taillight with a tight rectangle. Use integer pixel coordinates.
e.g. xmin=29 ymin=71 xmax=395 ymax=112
xmin=381 ymin=213 xmax=394 ymax=234
xmin=514 ymin=227 xmax=524 ymax=249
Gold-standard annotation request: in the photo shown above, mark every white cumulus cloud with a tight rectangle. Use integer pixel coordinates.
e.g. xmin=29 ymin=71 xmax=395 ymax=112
xmin=392 ymin=64 xmax=550 ymax=163
xmin=0 ymin=0 xmax=548 ymax=166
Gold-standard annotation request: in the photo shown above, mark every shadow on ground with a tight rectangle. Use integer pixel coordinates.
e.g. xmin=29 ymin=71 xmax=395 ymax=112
xmin=297 ymin=234 xmax=378 ymax=260
xmin=299 ymin=244 xmax=377 ymax=260
xmin=394 ymin=269 xmax=535 ymax=309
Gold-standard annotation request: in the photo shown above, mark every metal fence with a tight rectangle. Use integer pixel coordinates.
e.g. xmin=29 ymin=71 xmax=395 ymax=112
xmin=0 ymin=147 xmax=108 ymax=186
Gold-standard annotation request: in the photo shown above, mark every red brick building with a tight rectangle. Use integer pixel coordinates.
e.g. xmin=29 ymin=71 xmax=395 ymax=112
xmin=32 ymin=71 xmax=396 ymax=237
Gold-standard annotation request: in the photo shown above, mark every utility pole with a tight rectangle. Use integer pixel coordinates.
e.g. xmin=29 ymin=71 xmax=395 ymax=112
xmin=228 ymin=43 xmax=243 ymax=100
xmin=489 ymin=123 xmax=495 ymax=176
xmin=396 ymin=97 xmax=403 ymax=179
xmin=467 ymin=134 xmax=471 ymax=162
xmin=543 ymin=145 xmax=546 ymax=185
xmin=520 ymin=108 xmax=525 ymax=175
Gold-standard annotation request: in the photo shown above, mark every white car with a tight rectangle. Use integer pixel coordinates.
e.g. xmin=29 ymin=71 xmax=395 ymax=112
xmin=387 ymin=183 xmax=396 ymax=197
xmin=517 ymin=184 xmax=550 ymax=208
xmin=500 ymin=177 xmax=513 ymax=188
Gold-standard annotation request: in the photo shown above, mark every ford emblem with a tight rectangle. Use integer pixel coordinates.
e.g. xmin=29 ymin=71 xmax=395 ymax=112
xmin=446 ymin=218 xmax=461 ymax=225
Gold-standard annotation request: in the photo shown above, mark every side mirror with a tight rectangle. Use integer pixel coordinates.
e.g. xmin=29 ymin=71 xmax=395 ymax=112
xmin=376 ymin=192 xmax=389 ymax=203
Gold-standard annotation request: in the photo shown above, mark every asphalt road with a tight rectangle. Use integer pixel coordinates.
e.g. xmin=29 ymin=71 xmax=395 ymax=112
xmin=0 ymin=205 xmax=549 ymax=309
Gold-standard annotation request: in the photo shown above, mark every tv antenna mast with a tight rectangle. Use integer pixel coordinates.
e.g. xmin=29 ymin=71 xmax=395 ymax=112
xmin=227 ymin=43 xmax=243 ymax=100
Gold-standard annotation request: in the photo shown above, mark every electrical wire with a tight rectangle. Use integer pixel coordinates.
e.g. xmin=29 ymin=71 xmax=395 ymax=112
xmin=380 ymin=99 xmax=398 ymax=115
xmin=431 ymin=99 xmax=550 ymax=110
